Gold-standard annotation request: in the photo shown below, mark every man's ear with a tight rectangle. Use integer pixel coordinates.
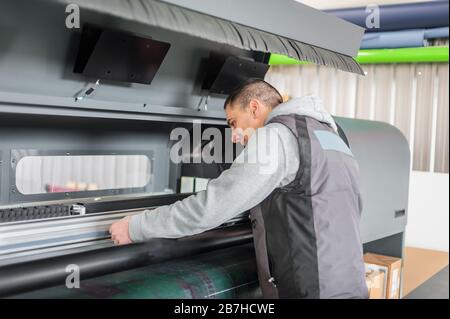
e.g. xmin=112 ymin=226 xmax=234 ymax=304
xmin=248 ymin=99 xmax=260 ymax=118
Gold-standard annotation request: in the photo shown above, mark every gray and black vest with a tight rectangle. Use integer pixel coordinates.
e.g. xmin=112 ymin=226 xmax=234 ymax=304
xmin=250 ymin=114 xmax=369 ymax=299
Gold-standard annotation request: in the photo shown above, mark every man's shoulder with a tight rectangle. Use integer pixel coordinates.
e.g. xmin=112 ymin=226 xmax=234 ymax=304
xmin=263 ymin=122 xmax=296 ymax=140
xmin=253 ymin=123 xmax=298 ymax=157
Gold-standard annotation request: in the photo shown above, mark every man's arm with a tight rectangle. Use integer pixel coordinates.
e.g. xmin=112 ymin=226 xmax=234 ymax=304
xmin=120 ymin=125 xmax=287 ymax=243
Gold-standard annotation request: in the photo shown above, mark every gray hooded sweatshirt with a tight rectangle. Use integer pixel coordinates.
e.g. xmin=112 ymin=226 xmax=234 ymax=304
xmin=129 ymin=96 xmax=340 ymax=240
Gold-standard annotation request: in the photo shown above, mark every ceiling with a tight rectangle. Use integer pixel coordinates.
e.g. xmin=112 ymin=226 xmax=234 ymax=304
xmin=296 ymin=0 xmax=437 ymax=10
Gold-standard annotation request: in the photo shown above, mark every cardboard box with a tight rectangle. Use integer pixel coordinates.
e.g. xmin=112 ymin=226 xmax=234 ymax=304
xmin=365 ymin=269 xmax=386 ymax=299
xmin=364 ymin=253 xmax=402 ymax=299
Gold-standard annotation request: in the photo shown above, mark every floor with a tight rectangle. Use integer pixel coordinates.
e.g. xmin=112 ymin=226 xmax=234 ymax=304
xmin=402 ymin=247 xmax=449 ymax=299
xmin=405 ymin=266 xmax=449 ymax=299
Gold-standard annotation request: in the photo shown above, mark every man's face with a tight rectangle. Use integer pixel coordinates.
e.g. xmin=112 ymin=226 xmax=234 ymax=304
xmin=225 ymin=99 xmax=271 ymax=145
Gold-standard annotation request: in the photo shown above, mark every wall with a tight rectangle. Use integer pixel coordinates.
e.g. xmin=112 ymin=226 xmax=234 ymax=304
xmin=405 ymin=171 xmax=449 ymax=252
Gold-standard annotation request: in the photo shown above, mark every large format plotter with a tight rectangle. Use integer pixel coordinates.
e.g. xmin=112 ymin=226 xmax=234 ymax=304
xmin=0 ymin=0 xmax=410 ymax=298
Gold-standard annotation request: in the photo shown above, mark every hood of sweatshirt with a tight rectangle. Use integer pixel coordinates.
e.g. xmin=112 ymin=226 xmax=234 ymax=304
xmin=265 ymin=95 xmax=338 ymax=133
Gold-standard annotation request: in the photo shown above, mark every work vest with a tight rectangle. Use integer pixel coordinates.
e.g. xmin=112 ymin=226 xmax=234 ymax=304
xmin=250 ymin=114 xmax=369 ymax=299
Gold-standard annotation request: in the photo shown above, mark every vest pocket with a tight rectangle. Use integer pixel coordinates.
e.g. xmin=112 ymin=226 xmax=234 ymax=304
xmin=267 ymin=247 xmax=277 ymax=288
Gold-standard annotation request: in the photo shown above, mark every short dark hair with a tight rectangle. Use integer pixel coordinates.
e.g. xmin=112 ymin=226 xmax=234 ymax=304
xmin=224 ymin=78 xmax=283 ymax=110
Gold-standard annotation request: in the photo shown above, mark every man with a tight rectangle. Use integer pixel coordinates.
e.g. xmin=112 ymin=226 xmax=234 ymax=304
xmin=110 ymin=79 xmax=368 ymax=299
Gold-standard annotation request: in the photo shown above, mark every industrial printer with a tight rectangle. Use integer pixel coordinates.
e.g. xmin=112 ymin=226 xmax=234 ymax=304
xmin=0 ymin=0 xmax=410 ymax=298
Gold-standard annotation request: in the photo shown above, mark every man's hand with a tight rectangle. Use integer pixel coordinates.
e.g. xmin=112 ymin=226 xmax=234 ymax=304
xmin=109 ymin=216 xmax=133 ymax=246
